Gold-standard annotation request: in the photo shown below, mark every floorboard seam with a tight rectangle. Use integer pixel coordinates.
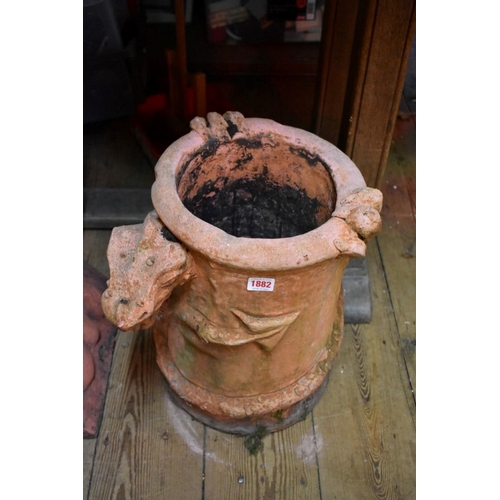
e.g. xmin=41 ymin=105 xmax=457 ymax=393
xmin=311 ymin=411 xmax=324 ymax=500
xmin=201 ymin=425 xmax=207 ymax=500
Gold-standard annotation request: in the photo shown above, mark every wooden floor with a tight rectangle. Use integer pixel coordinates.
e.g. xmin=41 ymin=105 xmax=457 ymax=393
xmin=83 ymin=89 xmax=415 ymax=499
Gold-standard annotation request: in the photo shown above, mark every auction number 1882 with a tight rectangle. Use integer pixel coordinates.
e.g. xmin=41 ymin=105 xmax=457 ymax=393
xmin=247 ymin=277 xmax=275 ymax=292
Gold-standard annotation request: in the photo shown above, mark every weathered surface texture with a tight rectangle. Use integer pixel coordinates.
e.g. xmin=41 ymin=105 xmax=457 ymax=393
xmin=101 ymin=113 xmax=382 ymax=433
xmin=102 ymin=211 xmax=195 ymax=332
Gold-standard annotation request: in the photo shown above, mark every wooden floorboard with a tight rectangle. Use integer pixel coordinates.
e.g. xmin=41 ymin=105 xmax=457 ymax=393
xmin=312 ymin=241 xmax=415 ymax=500
xmin=83 ymin=107 xmax=416 ymax=499
xmin=83 ymin=120 xmax=155 ymax=189
xmin=204 ymin=414 xmax=321 ymax=499
xmin=88 ymin=329 xmax=205 ymax=500
xmin=377 ymin=115 xmax=416 ymax=399
xmin=83 ymin=229 xmax=112 ymax=277
xmin=84 ymin=438 xmax=97 ymax=500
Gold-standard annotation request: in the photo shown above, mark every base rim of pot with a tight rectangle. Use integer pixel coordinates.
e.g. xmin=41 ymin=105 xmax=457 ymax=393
xmin=155 ymin=338 xmax=340 ymax=434
xmin=164 ymin=371 xmax=331 ymax=436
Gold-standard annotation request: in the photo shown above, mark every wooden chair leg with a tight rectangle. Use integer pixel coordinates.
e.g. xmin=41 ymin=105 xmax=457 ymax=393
xmin=165 ymin=49 xmax=181 ymax=118
xmin=192 ymin=72 xmax=207 ymax=118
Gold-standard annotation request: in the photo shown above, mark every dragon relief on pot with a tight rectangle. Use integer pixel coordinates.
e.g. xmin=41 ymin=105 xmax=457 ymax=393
xmin=101 ymin=211 xmax=195 ymax=332
xmin=101 ymin=210 xmax=299 ymax=350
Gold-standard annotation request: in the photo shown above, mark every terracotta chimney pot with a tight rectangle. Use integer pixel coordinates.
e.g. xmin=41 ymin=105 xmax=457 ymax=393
xmin=102 ymin=112 xmax=382 ymax=434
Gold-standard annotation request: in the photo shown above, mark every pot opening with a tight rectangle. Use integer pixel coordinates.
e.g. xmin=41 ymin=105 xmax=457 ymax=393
xmin=176 ymin=137 xmax=337 ymax=238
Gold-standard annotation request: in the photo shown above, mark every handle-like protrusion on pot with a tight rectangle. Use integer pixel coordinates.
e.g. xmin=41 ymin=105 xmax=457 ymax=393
xmin=331 ymin=187 xmax=383 ymax=255
xmin=189 ymin=111 xmax=249 ymax=142
xmin=101 ymin=211 xmax=195 ymax=332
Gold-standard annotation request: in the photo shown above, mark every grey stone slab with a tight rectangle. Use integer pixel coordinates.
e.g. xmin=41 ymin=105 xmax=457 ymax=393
xmin=343 ymin=258 xmax=372 ymax=324
xmin=83 ymin=188 xmax=153 ymax=228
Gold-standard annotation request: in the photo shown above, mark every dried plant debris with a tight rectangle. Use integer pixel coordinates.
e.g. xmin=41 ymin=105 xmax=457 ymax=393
xmin=244 ymin=426 xmax=269 ymax=455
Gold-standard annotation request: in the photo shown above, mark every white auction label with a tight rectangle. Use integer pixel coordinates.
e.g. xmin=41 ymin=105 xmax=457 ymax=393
xmin=247 ymin=277 xmax=275 ymax=291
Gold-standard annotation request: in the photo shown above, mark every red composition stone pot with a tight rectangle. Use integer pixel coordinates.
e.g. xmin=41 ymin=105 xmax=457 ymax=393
xmin=102 ymin=112 xmax=382 ymax=435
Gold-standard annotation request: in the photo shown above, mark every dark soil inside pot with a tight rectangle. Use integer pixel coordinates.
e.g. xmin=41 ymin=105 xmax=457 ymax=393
xmin=182 ymin=174 xmax=323 ymax=238
xmin=177 ymin=136 xmax=337 ymax=239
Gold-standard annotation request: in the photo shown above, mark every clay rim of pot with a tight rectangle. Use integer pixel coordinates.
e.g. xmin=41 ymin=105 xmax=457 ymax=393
xmin=152 ymin=117 xmax=368 ymax=271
